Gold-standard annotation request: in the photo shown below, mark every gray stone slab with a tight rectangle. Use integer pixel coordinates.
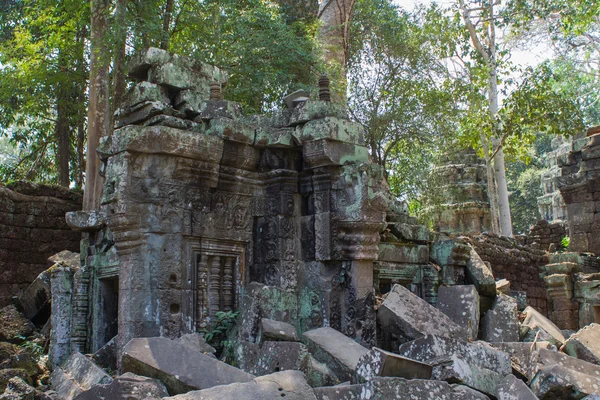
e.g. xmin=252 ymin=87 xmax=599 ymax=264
xmin=72 ymin=372 xmax=168 ymax=400
xmin=530 ymin=364 xmax=600 ymax=399
xmin=432 ymin=355 xmax=504 ymax=397
xmin=355 ymin=347 xmax=432 ymax=383
xmin=49 ymin=352 xmax=112 ymax=400
xmin=365 ymin=377 xmax=455 ymax=399
xmin=258 ymin=318 xmax=298 ymax=342
xmin=121 ymin=337 xmax=255 ymax=395
xmin=451 ymin=384 xmax=491 ymax=400
xmin=437 ymin=285 xmax=480 ymax=341
xmin=488 ymin=342 xmax=554 ymax=377
xmin=529 ymin=348 xmax=600 ymax=380
xmin=163 ymin=370 xmax=317 ymax=400
xmin=377 ymin=284 xmax=467 ymax=348
xmin=564 ymin=323 xmax=600 ymax=364
xmin=250 ymin=341 xmax=310 ymax=377
xmin=313 ymin=384 xmax=364 ymax=400
xmin=495 ymin=374 xmax=539 ymax=400
xmin=398 ymin=335 xmax=511 ymax=375
xmin=521 ymin=306 xmax=566 ymax=347
xmin=302 ymin=327 xmax=369 ymax=382
xmin=175 ymin=333 xmax=216 ymax=357
xmin=481 ymin=294 xmax=519 ymax=342
xmin=466 ymin=246 xmax=496 ymax=296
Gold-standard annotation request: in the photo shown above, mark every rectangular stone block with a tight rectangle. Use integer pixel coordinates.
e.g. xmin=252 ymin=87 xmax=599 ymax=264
xmin=122 ymin=337 xmax=255 ymax=395
xmin=564 ymin=323 xmax=600 ymax=365
xmin=302 ymin=327 xmax=369 ymax=382
xmin=465 ymin=246 xmax=496 ymax=296
xmin=432 ymin=355 xmax=503 ymax=397
xmin=355 ymin=347 xmax=432 ymax=383
xmin=436 ymin=285 xmax=480 ymax=341
xmin=377 ymin=285 xmax=468 ymax=349
xmin=377 ymin=243 xmax=428 ymax=264
xmin=481 ymin=294 xmax=519 ymax=342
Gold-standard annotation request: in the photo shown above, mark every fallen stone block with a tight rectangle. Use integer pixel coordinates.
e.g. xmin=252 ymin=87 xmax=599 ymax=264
xmin=489 ymin=342 xmax=554 ymax=377
xmin=481 ymin=294 xmax=519 ymax=342
xmin=91 ymin=336 xmax=117 ymax=370
xmin=496 ymin=279 xmax=511 ymax=295
xmin=163 ymin=370 xmax=317 ymax=400
xmin=15 ymin=269 xmax=51 ymax=325
xmin=0 ymin=370 xmax=31 ymax=393
xmin=72 ymin=372 xmax=169 ymax=400
xmin=466 ymin=245 xmax=496 ymax=296
xmin=258 ymin=318 xmax=298 ymax=342
xmin=432 ymin=355 xmax=504 ymax=397
xmin=355 ymin=347 xmax=432 ymax=383
xmin=520 ymin=306 xmax=566 ymax=347
xmin=451 ymin=384 xmax=491 ymax=399
xmin=495 ymin=374 xmax=538 ymax=400
xmin=306 ymin=356 xmax=340 ymax=387
xmin=530 ymin=364 xmax=600 ymax=399
xmin=313 ymin=384 xmax=364 ymax=400
xmin=436 ymin=285 xmax=480 ymax=340
xmin=563 ymin=323 xmax=600 ymax=364
xmin=47 ymin=250 xmax=80 ymax=269
xmin=0 ymin=305 xmax=35 ymax=344
xmin=121 ymin=337 xmax=255 ymax=395
xmin=377 ymin=284 xmax=467 ymax=348
xmin=250 ymin=341 xmax=310 ymax=377
xmin=529 ymin=348 xmax=600 ymax=381
xmin=49 ymin=352 xmax=112 ymax=400
xmin=176 ymin=333 xmax=216 ymax=357
xmin=0 ymin=377 xmax=47 ymax=400
xmin=302 ymin=327 xmax=369 ymax=382
xmin=365 ymin=377 xmax=456 ymax=399
xmin=398 ymin=335 xmax=511 ymax=376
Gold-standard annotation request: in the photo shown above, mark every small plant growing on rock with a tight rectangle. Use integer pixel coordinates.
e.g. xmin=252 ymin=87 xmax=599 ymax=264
xmin=561 ymin=235 xmax=570 ymax=250
xmin=199 ymin=310 xmax=239 ymax=358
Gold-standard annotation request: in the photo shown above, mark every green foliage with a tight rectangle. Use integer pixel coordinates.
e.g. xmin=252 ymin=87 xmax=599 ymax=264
xmin=561 ymin=235 xmax=571 ymax=249
xmin=198 ymin=310 xmax=239 ymax=351
xmin=17 ymin=335 xmax=45 ymax=359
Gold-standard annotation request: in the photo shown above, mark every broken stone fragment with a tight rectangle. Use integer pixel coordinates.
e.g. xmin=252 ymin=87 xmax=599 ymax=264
xmin=15 ymin=270 xmax=51 ymax=325
xmin=121 ymin=82 xmax=170 ymax=110
xmin=377 ymin=284 xmax=468 ymax=348
xmin=49 ymin=352 xmax=113 ymax=400
xmin=397 ymin=335 xmax=511 ymax=375
xmin=365 ymin=377 xmax=456 ymax=400
xmin=302 ymin=327 xmax=369 ymax=383
xmin=176 ymin=333 xmax=216 ymax=357
xmin=496 ymin=279 xmax=511 ymax=295
xmin=481 ymin=294 xmax=519 ymax=342
xmin=0 ymin=343 xmax=39 ymax=377
xmin=65 ymin=211 xmax=106 ymax=232
xmin=520 ymin=306 xmax=566 ymax=347
xmin=250 ymin=341 xmax=310 ymax=377
xmin=0 ymin=377 xmax=50 ymax=400
xmin=530 ymin=363 xmax=600 ymax=399
xmin=313 ymin=384 xmax=364 ymax=400
xmin=431 ymin=354 xmax=504 ymax=397
xmin=127 ymin=47 xmax=173 ymax=80
xmin=563 ymin=323 xmax=600 ymax=365
xmin=451 ymin=384 xmax=491 ymax=400
xmin=163 ymin=370 xmax=317 ymax=400
xmin=142 ymin=114 xmax=202 ymax=132
xmin=114 ymin=101 xmax=174 ymax=128
xmin=495 ymin=374 xmax=538 ymax=400
xmin=296 ymin=117 xmax=366 ymax=146
xmin=354 ymin=347 xmax=432 ymax=383
xmin=193 ymin=100 xmax=243 ymax=121
xmin=72 ymin=372 xmax=169 ymax=400
xmin=465 ymin=246 xmax=496 ymax=297
xmin=488 ymin=342 xmax=554 ymax=377
xmin=306 ymin=356 xmax=340 ymax=387
xmin=0 ymin=370 xmax=31 ymax=393
xmin=121 ymin=337 xmax=255 ymax=395
xmin=529 ymin=348 xmax=600 ymax=381
xmin=436 ymin=285 xmax=480 ymax=341
xmin=91 ymin=336 xmax=117 ymax=370
xmin=0 ymin=306 xmax=35 ymax=344
xmin=258 ymin=318 xmax=298 ymax=342
xmin=47 ymin=250 xmax=80 ymax=269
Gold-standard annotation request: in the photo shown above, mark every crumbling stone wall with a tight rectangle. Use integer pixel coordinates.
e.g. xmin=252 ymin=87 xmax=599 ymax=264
xmin=468 ymin=234 xmax=549 ymax=313
xmin=0 ymin=182 xmax=81 ymax=306
xmin=525 ymin=219 xmax=567 ymax=252
xmin=556 ymin=133 xmax=600 ymax=254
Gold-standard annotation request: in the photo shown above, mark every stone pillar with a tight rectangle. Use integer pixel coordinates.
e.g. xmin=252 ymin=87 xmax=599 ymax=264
xmin=50 ymin=266 xmax=75 ymax=367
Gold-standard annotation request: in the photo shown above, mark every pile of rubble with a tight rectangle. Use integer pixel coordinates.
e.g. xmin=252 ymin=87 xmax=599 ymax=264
xmin=4 ymin=256 xmax=600 ymax=399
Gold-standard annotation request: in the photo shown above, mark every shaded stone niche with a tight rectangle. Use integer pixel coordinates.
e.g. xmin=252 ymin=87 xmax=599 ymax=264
xmin=63 ymin=48 xmax=390 ymax=361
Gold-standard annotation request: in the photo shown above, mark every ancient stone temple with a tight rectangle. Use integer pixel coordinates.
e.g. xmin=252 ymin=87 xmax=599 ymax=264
xmin=538 ymin=135 xmax=586 ymax=224
xmin=429 ymin=148 xmax=491 ymax=234
xmin=556 ymin=129 xmax=600 ymax=254
xmin=62 ymin=48 xmax=389 ymax=360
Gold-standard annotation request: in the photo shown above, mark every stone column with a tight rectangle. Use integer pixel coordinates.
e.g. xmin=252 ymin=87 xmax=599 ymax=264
xmin=50 ymin=266 xmax=75 ymax=367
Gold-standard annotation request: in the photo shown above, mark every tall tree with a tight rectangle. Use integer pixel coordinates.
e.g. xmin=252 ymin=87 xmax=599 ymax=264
xmin=84 ymin=0 xmax=112 ymax=210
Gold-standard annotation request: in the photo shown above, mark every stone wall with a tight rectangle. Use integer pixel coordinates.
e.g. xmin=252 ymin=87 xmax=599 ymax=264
xmin=0 ymin=182 xmax=81 ymax=306
xmin=467 ymin=234 xmax=549 ymax=313
xmin=526 ymin=219 xmax=567 ymax=252
xmin=556 ymin=133 xmax=600 ymax=254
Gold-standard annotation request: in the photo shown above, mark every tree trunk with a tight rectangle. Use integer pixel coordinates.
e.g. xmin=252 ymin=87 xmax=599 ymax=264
xmin=55 ymin=94 xmax=70 ymax=187
xmin=160 ymin=0 xmax=174 ymax=51
xmin=317 ymin=0 xmax=356 ymax=101
xmin=84 ymin=0 xmax=112 ymax=211
xmin=481 ymin=136 xmax=499 ymax=234
xmin=112 ymin=0 xmax=128 ymax=115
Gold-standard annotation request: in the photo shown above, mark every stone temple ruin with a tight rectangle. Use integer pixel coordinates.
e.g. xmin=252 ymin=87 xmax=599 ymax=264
xmin=3 ymin=48 xmax=600 ymax=399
